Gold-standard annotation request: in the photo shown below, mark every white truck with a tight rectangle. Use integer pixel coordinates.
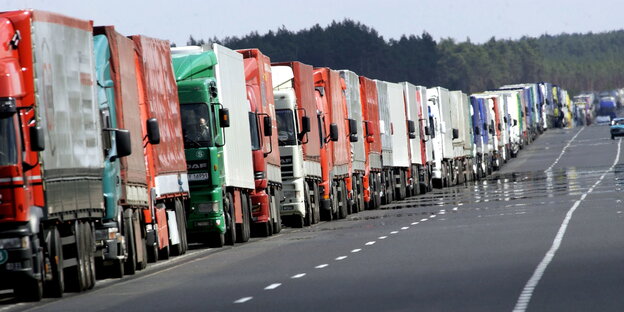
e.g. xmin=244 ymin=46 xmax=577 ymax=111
xmin=450 ymin=91 xmax=475 ymax=183
xmin=427 ymin=87 xmax=458 ymax=188
xmin=403 ymin=82 xmax=430 ymax=195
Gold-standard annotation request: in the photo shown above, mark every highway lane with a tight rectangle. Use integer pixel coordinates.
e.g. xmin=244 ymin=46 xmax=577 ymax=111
xmin=3 ymin=124 xmax=623 ymax=311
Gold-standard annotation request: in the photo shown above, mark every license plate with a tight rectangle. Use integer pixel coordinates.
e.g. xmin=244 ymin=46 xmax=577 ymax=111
xmin=188 ymin=172 xmax=210 ymax=181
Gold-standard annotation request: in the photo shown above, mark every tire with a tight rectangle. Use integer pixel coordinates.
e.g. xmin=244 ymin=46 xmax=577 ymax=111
xmin=135 ymin=210 xmax=148 ymax=271
xmin=65 ymin=222 xmax=87 ymax=292
xmin=236 ymin=194 xmax=251 ymax=243
xmin=158 ymin=243 xmax=170 ymax=260
xmin=304 ymin=183 xmax=312 ymax=226
xmin=255 ymin=222 xmax=271 ymax=237
xmin=224 ymin=193 xmax=236 ymax=246
xmin=146 ymin=238 xmax=158 ymax=264
xmin=311 ymin=183 xmax=320 ymax=224
xmin=612 ymin=134 xmax=615 ymax=140
xmin=44 ymin=227 xmax=64 ymax=298
xmin=123 ymin=210 xmax=137 ymax=275
xmin=338 ymin=181 xmax=348 ymax=219
xmin=84 ymin=222 xmax=96 ymax=289
xmin=292 ymin=214 xmax=304 ymax=228
xmin=206 ymin=232 xmax=225 ymax=248
xmin=272 ymin=190 xmax=282 ymax=234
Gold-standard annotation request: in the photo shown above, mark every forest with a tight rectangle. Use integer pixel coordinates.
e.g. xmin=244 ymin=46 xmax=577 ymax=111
xmin=186 ymin=19 xmax=624 ymax=95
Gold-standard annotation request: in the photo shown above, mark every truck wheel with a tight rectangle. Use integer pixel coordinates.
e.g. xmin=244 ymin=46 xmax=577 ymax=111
xmin=66 ymin=222 xmax=87 ymax=292
xmin=146 ymin=239 xmax=158 ymax=264
xmin=272 ymin=190 xmax=282 ymax=234
xmin=84 ymin=222 xmax=96 ymax=289
xmin=133 ymin=210 xmax=147 ymax=271
xmin=312 ymin=183 xmax=320 ymax=224
xmin=304 ymin=183 xmax=312 ymax=226
xmin=338 ymin=181 xmax=348 ymax=219
xmin=158 ymin=243 xmax=170 ymax=260
xmin=206 ymin=232 xmax=225 ymax=248
xmin=236 ymin=194 xmax=251 ymax=243
xmin=44 ymin=227 xmax=64 ymax=298
xmin=224 ymin=193 xmax=236 ymax=246
xmin=292 ymin=215 xmax=304 ymax=228
xmin=123 ymin=210 xmax=137 ymax=275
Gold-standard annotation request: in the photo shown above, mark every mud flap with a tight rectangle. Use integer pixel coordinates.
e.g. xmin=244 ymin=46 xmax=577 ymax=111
xmin=166 ymin=210 xmax=180 ymax=246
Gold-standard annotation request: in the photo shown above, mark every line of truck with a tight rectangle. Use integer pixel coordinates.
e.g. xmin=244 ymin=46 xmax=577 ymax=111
xmin=0 ymin=9 xmax=572 ymax=302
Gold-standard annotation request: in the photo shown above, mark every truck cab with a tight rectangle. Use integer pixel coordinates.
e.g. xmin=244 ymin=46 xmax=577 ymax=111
xmin=172 ymin=49 xmax=229 ymax=247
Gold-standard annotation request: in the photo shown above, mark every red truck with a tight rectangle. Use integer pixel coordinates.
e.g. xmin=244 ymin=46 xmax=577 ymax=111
xmin=0 ymin=10 xmax=128 ymax=300
xmin=313 ymin=68 xmax=357 ymax=219
xmin=130 ymin=35 xmax=189 ymax=261
xmin=237 ymin=48 xmax=282 ymax=236
xmin=359 ymin=76 xmax=382 ymax=209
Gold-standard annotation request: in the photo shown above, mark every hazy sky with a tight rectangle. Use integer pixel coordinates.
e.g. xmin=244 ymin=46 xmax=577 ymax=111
xmin=3 ymin=0 xmax=622 ymax=46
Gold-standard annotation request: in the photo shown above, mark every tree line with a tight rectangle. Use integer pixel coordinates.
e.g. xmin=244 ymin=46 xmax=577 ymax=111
xmin=186 ymin=19 xmax=624 ymax=95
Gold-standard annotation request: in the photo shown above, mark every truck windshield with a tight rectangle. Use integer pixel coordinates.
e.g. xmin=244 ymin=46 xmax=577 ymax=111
xmin=0 ymin=117 xmax=17 ymax=166
xmin=249 ymin=112 xmax=260 ymax=151
xmin=181 ymin=103 xmax=214 ymax=148
xmin=276 ymin=109 xmax=297 ymax=146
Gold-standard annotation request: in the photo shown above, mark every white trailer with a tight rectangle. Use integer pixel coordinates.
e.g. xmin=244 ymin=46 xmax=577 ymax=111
xmin=340 ymin=70 xmax=366 ymax=212
xmin=213 ymin=43 xmax=255 ymax=243
xmin=450 ymin=91 xmax=475 ymax=183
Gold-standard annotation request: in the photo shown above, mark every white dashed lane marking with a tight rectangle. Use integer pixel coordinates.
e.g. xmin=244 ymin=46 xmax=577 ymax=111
xmin=315 ymin=264 xmax=329 ymax=269
xmin=335 ymin=256 xmax=348 ymax=261
xmin=401 ymin=226 xmax=409 ymax=230
xmin=390 ymin=231 xmax=399 ymax=234
xmin=420 ymin=218 xmax=428 ymax=222
xmin=411 ymin=222 xmax=419 ymax=225
xmin=234 ymin=297 xmax=253 ymax=304
xmin=291 ymin=273 xmax=306 ymax=279
xmin=429 ymin=214 xmax=437 ymax=218
xmin=265 ymin=283 xmax=281 ymax=290
xmin=378 ymin=236 xmax=388 ymax=239
xmin=351 ymin=249 xmax=361 ymax=253
xmin=365 ymin=241 xmax=376 ymax=246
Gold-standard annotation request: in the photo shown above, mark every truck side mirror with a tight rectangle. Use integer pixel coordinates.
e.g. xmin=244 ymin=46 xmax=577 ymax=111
xmin=348 ymin=118 xmax=357 ymax=135
xmin=513 ymin=119 xmax=518 ymax=126
xmin=300 ymin=116 xmax=311 ymax=134
xmin=452 ymin=128 xmax=459 ymax=139
xmin=147 ymin=118 xmax=160 ymax=145
xmin=263 ymin=115 xmax=272 ymax=136
xmin=115 ymin=129 xmax=132 ymax=158
xmin=349 ymin=134 xmax=358 ymax=142
xmin=424 ymin=126 xmax=431 ymax=136
xmin=474 ymin=126 xmax=481 ymax=135
xmin=366 ymin=136 xmax=375 ymax=143
xmin=329 ymin=123 xmax=339 ymax=142
xmin=30 ymin=126 xmax=45 ymax=152
xmin=365 ymin=121 xmax=374 ymax=137
xmin=0 ymin=97 xmax=17 ymax=118
xmin=219 ymin=108 xmax=230 ymax=128
xmin=483 ymin=122 xmax=488 ymax=130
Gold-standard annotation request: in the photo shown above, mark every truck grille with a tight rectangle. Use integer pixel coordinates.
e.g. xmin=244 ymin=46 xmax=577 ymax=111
xmin=281 ymin=156 xmax=293 ymax=178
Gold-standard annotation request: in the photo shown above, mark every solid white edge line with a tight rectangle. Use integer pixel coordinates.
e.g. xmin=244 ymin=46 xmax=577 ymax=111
xmin=545 ymin=126 xmax=584 ymax=172
xmin=513 ymin=138 xmax=621 ymax=312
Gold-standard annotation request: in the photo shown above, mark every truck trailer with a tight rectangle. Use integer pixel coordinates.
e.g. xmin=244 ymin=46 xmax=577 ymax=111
xmin=131 ymin=35 xmax=189 ymax=259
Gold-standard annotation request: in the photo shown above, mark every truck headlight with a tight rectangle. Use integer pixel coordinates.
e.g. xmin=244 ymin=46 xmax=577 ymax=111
xmin=198 ymin=202 xmax=220 ymax=213
xmin=0 ymin=237 xmax=29 ymax=249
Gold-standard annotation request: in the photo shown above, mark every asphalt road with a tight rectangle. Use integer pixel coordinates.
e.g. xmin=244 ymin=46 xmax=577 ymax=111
xmin=2 ymin=124 xmax=622 ymax=312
